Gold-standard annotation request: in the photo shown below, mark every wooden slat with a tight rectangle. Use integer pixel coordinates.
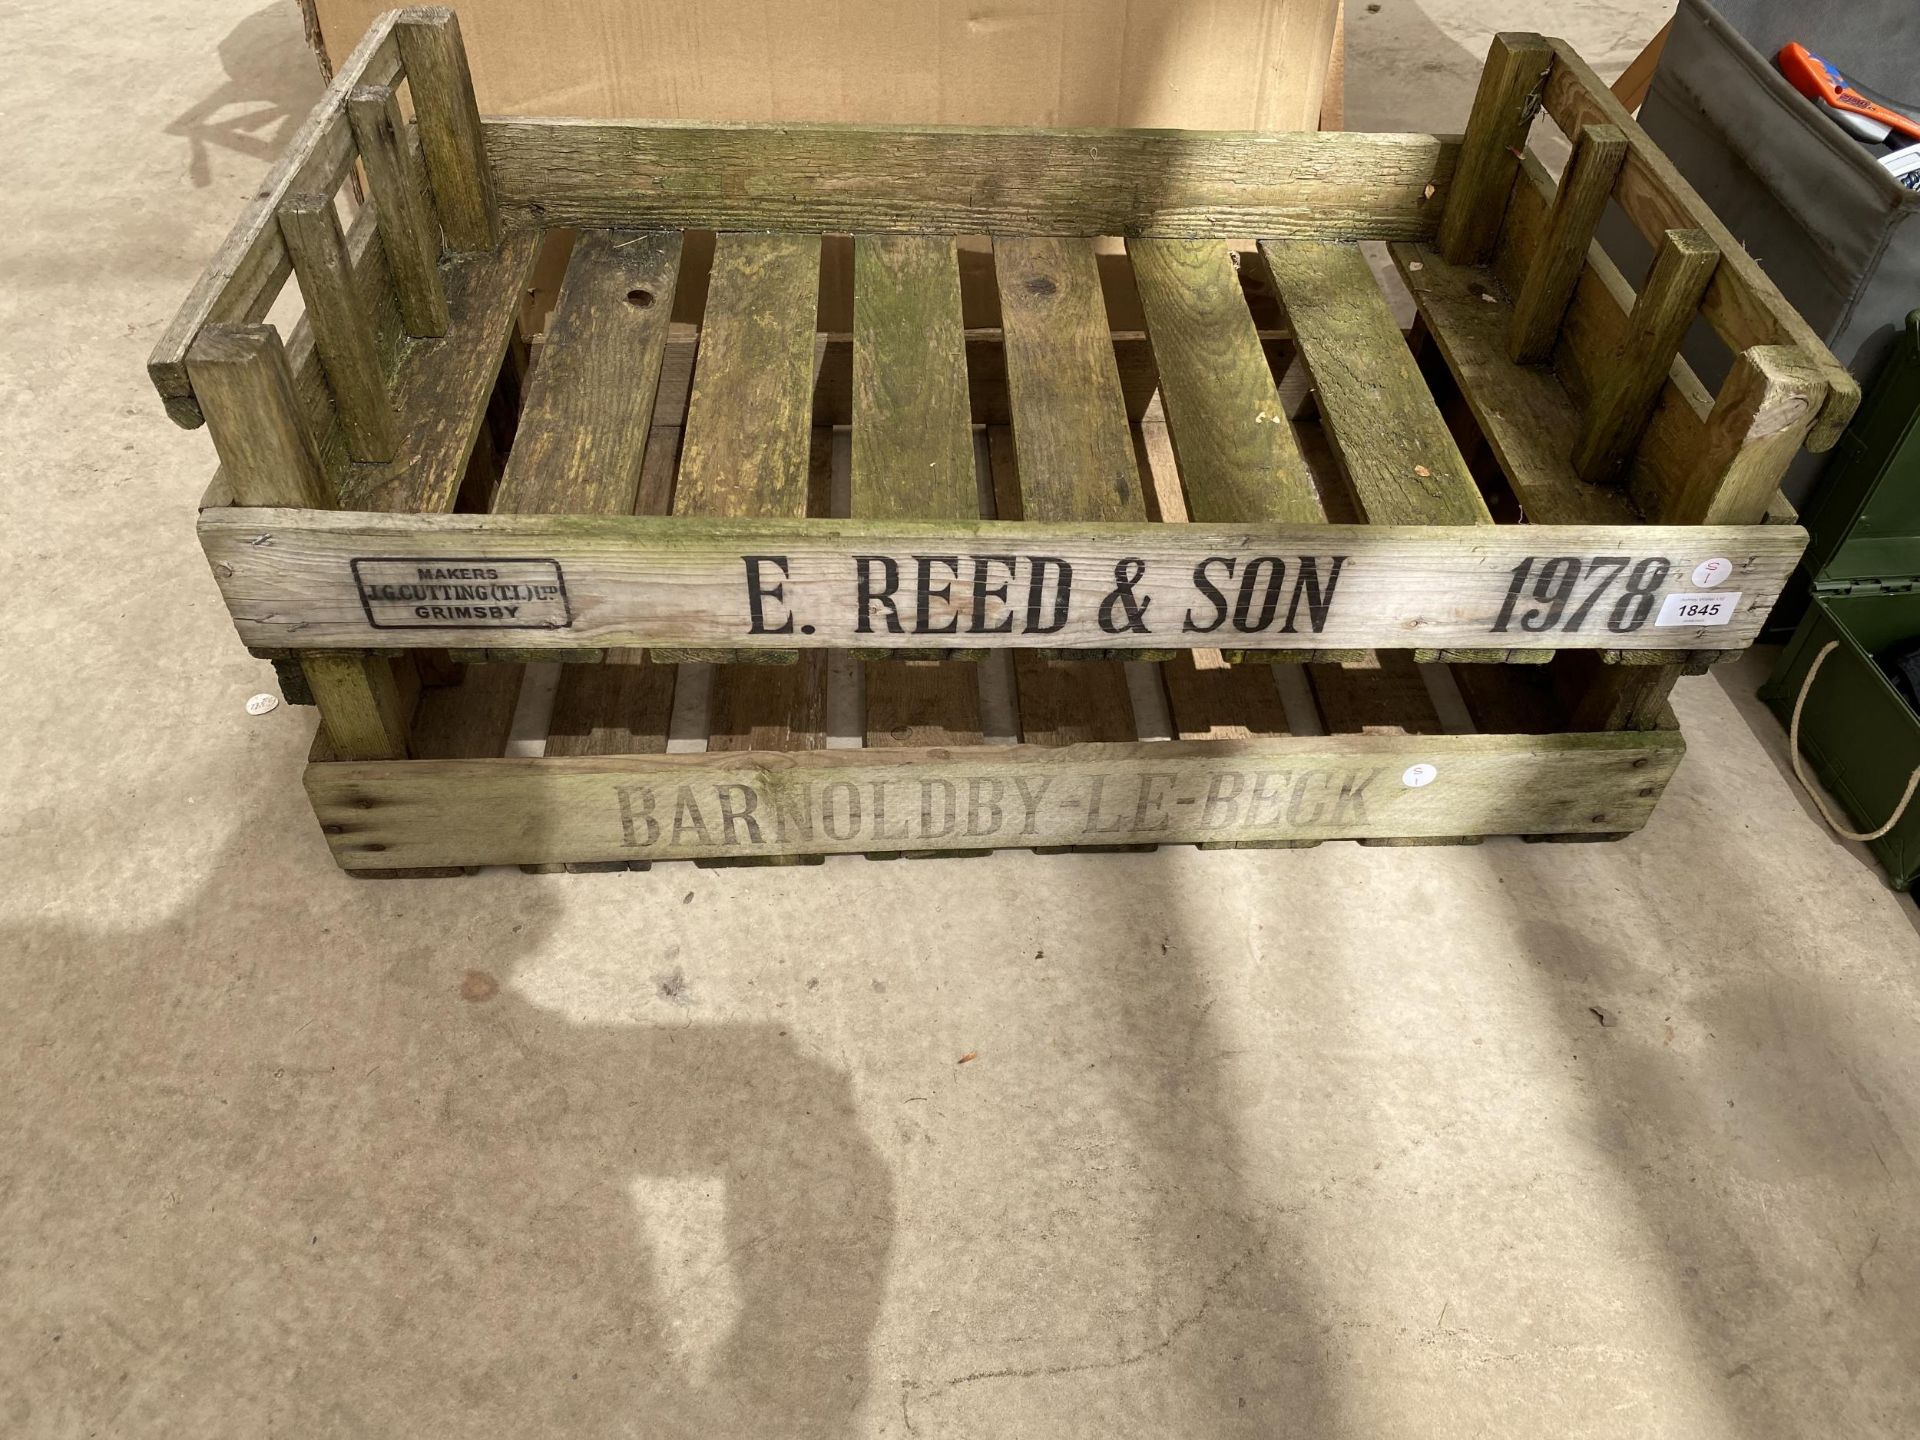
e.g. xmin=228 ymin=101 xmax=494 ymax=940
xmin=493 ymin=230 xmax=683 ymax=516
xmin=1437 ymin=32 xmax=1554 ymax=265
xmin=1493 ymin=151 xmax=1712 ymax=512
xmin=346 ymin=82 xmax=449 ymax=339
xmin=203 ymin=510 xmax=1809 ymax=656
xmin=993 ymin=244 xmax=1144 ymax=740
xmin=395 ymin=8 xmax=498 ymax=252
xmin=985 ymin=426 xmax=1136 ymax=745
xmin=851 ymin=235 xmax=974 ymax=520
xmin=852 ymin=234 xmax=985 ymax=739
xmin=1129 ymin=238 xmax=1323 ymax=525
xmin=1507 ymin=123 xmax=1628 ymax=363
xmin=307 ymin=729 xmax=1687 ymax=869
xmin=1262 ymin=241 xmax=1490 ymax=527
xmin=185 ymin=324 xmax=334 ymax=509
xmin=301 ymin=651 xmax=416 ymax=760
xmin=337 ymin=228 xmax=543 ymax=514
xmin=1663 ymin=347 xmax=1827 ymax=526
xmin=702 ymin=428 xmax=834 ymax=758
xmin=278 ymin=193 xmax=400 ymax=463
xmin=1570 ymin=228 xmax=1719 ymax=483
xmin=1391 ymin=242 xmax=1639 ymax=525
xmin=1134 ymin=420 xmax=1310 ymax=732
xmin=676 ymin=234 xmax=822 ymax=526
xmin=487 ymin=119 xmax=1459 ymax=239
xmin=1539 ymin=38 xmax=1857 ymax=449
xmin=543 ymin=427 xmax=684 ymax=765
xmin=663 ymin=232 xmax=821 ymax=667
xmin=1311 ymin=653 xmax=1446 ymax=736
xmin=996 ymin=237 xmax=1142 ymax=521
xmin=150 ymin=16 xmax=402 ymax=427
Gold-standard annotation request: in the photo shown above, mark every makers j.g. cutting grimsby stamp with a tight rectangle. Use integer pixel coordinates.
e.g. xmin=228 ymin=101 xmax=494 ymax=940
xmin=351 ymin=557 xmax=572 ymax=630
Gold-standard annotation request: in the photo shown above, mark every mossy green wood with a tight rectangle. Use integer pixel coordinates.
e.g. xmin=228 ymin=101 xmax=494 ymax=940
xmin=852 ymin=234 xmax=986 ymax=678
xmin=666 ymin=231 xmax=822 ymax=663
xmin=494 ymin=229 xmax=682 ymax=517
xmin=277 ymin=192 xmax=400 ymax=464
xmin=304 ymin=729 xmax=1686 ymax=869
xmin=1128 ymin=238 xmax=1321 ymax=526
xmin=1260 ymin=240 xmax=1488 ymax=529
xmin=1570 ymin=228 xmax=1719 ymax=484
xmin=1507 ymin=122 xmax=1628 ymax=365
xmin=336 ymin=228 xmax=543 ymax=514
xmin=345 ymin=81 xmax=449 ymax=339
xmin=484 ymin=120 xmax=1459 ymax=240
xmin=996 ymin=237 xmax=1141 ymax=524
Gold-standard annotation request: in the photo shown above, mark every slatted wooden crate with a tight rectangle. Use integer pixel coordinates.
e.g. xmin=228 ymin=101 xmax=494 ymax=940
xmin=154 ymin=11 xmax=1848 ymax=873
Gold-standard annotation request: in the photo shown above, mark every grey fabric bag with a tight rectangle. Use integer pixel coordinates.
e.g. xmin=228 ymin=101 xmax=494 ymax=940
xmin=1628 ymin=0 xmax=1920 ymax=501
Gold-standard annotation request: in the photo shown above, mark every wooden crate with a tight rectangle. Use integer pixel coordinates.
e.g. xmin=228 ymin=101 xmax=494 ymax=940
xmin=152 ymin=11 xmax=1846 ymax=874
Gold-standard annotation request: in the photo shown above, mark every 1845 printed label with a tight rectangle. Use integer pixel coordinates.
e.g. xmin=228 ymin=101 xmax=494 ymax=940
xmin=352 ymin=558 xmax=571 ymax=629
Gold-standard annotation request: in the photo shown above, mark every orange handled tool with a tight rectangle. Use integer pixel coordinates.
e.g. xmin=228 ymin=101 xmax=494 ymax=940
xmin=1778 ymin=42 xmax=1920 ymax=145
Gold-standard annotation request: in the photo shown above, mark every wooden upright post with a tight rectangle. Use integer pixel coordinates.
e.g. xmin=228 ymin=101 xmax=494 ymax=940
xmin=347 ymin=81 xmax=450 ymax=338
xmin=184 ymin=324 xmax=334 ymax=509
xmin=278 ymin=193 xmax=400 ymax=463
xmin=396 ymin=7 xmax=499 ymax=252
xmin=1438 ymin=33 xmax=1555 ymax=266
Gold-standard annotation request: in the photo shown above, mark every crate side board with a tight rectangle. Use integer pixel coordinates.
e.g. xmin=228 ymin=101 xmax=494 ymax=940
xmin=200 ymin=508 xmax=1805 ymax=654
xmin=306 ymin=729 xmax=1685 ymax=869
xmin=484 ymin=119 xmax=1460 ymax=238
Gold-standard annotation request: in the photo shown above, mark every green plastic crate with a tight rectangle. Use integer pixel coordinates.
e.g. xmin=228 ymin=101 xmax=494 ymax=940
xmin=1762 ymin=313 xmax=1920 ymax=888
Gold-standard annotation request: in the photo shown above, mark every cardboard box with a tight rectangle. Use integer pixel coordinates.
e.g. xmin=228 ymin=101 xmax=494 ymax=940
xmin=300 ymin=0 xmax=1341 ymax=132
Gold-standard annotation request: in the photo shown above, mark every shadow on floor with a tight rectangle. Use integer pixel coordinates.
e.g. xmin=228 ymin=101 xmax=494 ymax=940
xmin=1 ymin=799 xmax=896 ymax=1437
xmin=1477 ymin=822 xmax=1920 ymax=1439
xmin=166 ymin=3 xmax=324 ymax=188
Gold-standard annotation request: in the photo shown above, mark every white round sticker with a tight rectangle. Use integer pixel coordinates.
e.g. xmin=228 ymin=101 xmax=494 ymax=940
xmin=1691 ymin=557 xmax=1733 ymax=588
xmin=245 ymin=692 xmax=280 ymax=716
xmin=1401 ymin=763 xmax=1437 ymax=789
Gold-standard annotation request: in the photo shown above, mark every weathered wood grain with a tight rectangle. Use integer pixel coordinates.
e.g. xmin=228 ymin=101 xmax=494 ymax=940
xmin=336 ymin=227 xmax=543 ymax=514
xmin=346 ymin=82 xmax=448 ymax=338
xmin=676 ymin=234 xmax=822 ymax=525
xmin=1493 ymin=151 xmax=1714 ymax=505
xmin=852 ymin=235 xmax=975 ymax=521
xmin=1664 ymin=346 xmax=1827 ymax=526
xmin=661 ymin=232 xmax=822 ymax=665
xmin=301 ymin=651 xmax=416 ymax=760
xmin=493 ymin=229 xmax=682 ymax=516
xmin=1571 ymin=228 xmax=1719 ymax=483
xmin=1507 ymin=123 xmax=1627 ymax=363
xmin=995 ymin=240 xmax=1153 ymax=732
xmin=1539 ymin=38 xmax=1857 ymax=449
xmin=277 ymin=193 xmax=400 ymax=463
xmin=201 ymin=509 xmax=1807 ymax=655
xmin=486 ymin=118 xmax=1458 ymax=239
xmin=395 ymin=7 xmax=497 ymax=252
xmin=1129 ymin=238 xmax=1323 ymax=526
xmin=150 ymin=15 xmax=402 ymax=427
xmin=996 ymin=237 xmax=1142 ymax=522
xmin=852 ymin=235 xmax=987 ymax=729
xmin=185 ymin=324 xmax=334 ymax=509
xmin=304 ymin=728 xmax=1684 ymax=869
xmin=1437 ymin=32 xmax=1554 ymax=265
xmin=1262 ymin=241 xmax=1489 ymax=527
xmin=1391 ymin=242 xmax=1640 ymax=526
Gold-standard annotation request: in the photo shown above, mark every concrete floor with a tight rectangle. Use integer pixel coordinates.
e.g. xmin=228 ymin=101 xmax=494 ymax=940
xmin=4 ymin=0 xmax=1919 ymax=1435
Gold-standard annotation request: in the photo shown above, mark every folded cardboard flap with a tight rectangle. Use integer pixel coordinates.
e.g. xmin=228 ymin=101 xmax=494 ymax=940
xmin=301 ymin=0 xmax=1340 ymax=131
